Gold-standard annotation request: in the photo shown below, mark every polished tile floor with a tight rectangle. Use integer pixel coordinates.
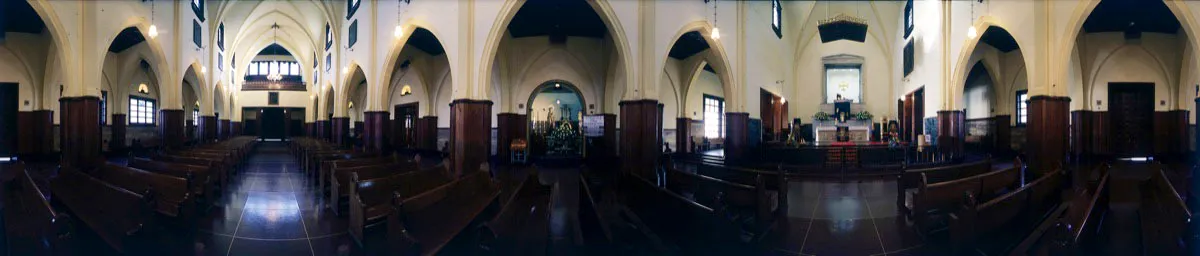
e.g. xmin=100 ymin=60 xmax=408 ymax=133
xmin=194 ymin=143 xmax=360 ymax=256
xmin=765 ymin=179 xmax=930 ymax=256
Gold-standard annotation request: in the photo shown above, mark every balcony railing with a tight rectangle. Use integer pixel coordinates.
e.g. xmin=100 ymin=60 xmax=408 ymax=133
xmin=241 ymin=79 xmax=306 ymax=91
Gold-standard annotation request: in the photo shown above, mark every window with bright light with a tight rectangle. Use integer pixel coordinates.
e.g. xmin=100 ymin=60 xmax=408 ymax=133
xmin=129 ymin=96 xmax=156 ymax=125
xmin=703 ymin=94 xmax=724 ymax=139
xmin=771 ymin=0 xmax=782 ymax=38
xmin=325 ymin=24 xmax=333 ymax=50
xmin=1016 ymin=90 xmax=1028 ymax=126
xmin=193 ymin=107 xmax=200 ymax=123
xmin=824 ymin=64 xmax=862 ymax=103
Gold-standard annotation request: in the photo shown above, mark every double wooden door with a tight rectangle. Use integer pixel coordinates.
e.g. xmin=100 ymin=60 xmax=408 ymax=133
xmin=1108 ymin=83 xmax=1153 ymax=157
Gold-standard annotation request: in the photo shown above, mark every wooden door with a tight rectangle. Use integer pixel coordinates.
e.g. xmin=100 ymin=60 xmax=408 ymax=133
xmin=1108 ymin=83 xmax=1153 ymax=157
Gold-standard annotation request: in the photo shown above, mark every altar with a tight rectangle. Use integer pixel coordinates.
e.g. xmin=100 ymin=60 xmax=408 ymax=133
xmin=814 ymin=120 xmax=871 ymax=143
xmin=812 ymin=102 xmax=872 ymax=144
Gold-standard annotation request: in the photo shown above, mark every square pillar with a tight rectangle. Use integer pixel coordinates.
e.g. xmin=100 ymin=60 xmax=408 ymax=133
xmin=619 ymin=100 xmax=660 ymax=176
xmin=937 ymin=110 xmax=965 ymax=157
xmin=59 ymin=97 xmax=103 ymax=170
xmin=159 ymin=109 xmax=185 ymax=150
xmin=364 ymin=111 xmax=389 ymax=153
xmin=220 ymin=119 xmax=231 ymax=140
xmin=418 ymin=116 xmax=438 ymax=150
xmin=496 ymin=113 xmax=527 ymax=164
xmin=199 ymin=116 xmax=217 ymax=143
xmin=725 ymin=112 xmax=750 ymax=161
xmin=1027 ymin=96 xmax=1070 ymax=174
xmin=232 ymin=121 xmax=242 ymax=137
xmin=110 ymin=114 xmax=127 ymax=152
xmin=332 ymin=117 xmax=350 ymax=147
xmin=676 ymin=118 xmax=692 ymax=154
xmin=449 ymin=100 xmax=492 ymax=176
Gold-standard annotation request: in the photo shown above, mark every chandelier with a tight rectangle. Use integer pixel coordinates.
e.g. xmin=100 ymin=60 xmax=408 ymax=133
xmin=267 ymin=23 xmax=283 ymax=82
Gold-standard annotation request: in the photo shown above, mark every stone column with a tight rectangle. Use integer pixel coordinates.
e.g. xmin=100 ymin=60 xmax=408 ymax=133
xmin=676 ymin=118 xmax=692 ymax=154
xmin=619 ymin=100 xmax=660 ymax=176
xmin=496 ymin=113 xmax=527 ymax=164
xmin=110 ymin=114 xmax=127 ymax=152
xmin=449 ymin=100 xmax=492 ymax=176
xmin=160 ymin=109 xmax=185 ymax=150
xmin=59 ymin=97 xmax=102 ymax=170
xmin=332 ymin=117 xmax=350 ymax=147
xmin=1027 ymin=96 xmax=1070 ymax=174
xmin=363 ymin=111 xmax=389 ymax=152
xmin=936 ymin=110 xmax=965 ymax=157
xmin=725 ymin=112 xmax=749 ymax=161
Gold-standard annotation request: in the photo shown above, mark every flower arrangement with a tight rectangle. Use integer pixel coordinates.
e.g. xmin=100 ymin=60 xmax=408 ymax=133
xmin=855 ymin=111 xmax=873 ymax=121
xmin=813 ymin=111 xmax=833 ymax=121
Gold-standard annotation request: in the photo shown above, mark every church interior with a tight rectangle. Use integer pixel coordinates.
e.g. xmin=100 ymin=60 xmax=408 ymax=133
xmin=1 ymin=0 xmax=1199 ymax=255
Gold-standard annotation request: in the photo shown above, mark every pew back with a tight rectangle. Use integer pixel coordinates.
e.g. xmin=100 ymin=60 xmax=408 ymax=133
xmin=49 ymin=169 xmax=155 ymax=254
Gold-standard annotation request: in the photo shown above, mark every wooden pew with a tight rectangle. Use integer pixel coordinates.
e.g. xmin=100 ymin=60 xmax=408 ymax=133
xmin=150 ymin=154 xmax=227 ymax=189
xmin=663 ymin=165 xmax=778 ymax=238
xmin=308 ymin=151 xmax=375 ymax=179
xmin=330 ymin=162 xmax=422 ymax=215
xmin=3 ymin=166 xmax=73 ymax=255
xmin=1140 ymin=166 xmax=1191 ymax=255
xmin=49 ymin=169 xmax=157 ymax=254
xmin=477 ymin=173 xmax=553 ymax=254
xmin=1022 ymin=168 xmax=1109 ymax=256
xmin=386 ymin=170 xmax=501 ymax=255
xmin=348 ymin=169 xmax=454 ymax=245
xmin=129 ymin=157 xmax=216 ymax=203
xmin=319 ymin=155 xmax=402 ymax=194
xmin=620 ymin=173 xmax=750 ymax=254
xmin=92 ymin=164 xmax=197 ymax=227
xmin=897 ymin=158 xmax=993 ymax=214
xmin=907 ymin=162 xmax=1020 ymax=234
xmin=948 ymin=168 xmax=1064 ymax=255
xmin=576 ymin=175 xmax=613 ymax=248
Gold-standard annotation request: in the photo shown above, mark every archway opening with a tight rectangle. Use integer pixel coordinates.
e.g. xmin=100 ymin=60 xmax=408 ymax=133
xmin=103 ymin=26 xmax=163 ymax=152
xmin=952 ymin=25 xmax=1024 ymax=156
xmin=241 ymin=43 xmax=308 ymax=140
xmin=386 ymin=27 xmax=447 ymax=150
xmin=527 ymin=81 xmax=585 ymax=159
xmin=664 ymin=31 xmax=728 ymax=156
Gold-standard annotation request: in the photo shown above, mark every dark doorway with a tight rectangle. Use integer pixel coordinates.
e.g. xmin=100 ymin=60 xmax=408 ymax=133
xmin=394 ymin=103 xmax=418 ymax=148
xmin=260 ymin=108 xmax=286 ymax=140
xmin=0 ymin=83 xmax=16 ymax=157
xmin=1108 ymin=82 xmax=1154 ymax=157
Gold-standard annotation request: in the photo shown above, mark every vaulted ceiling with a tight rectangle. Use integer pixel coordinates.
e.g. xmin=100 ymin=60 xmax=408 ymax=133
xmin=109 ymin=27 xmax=147 ymax=53
xmin=408 ymin=28 xmax=445 ymax=56
xmin=1083 ymin=0 xmax=1180 ymax=34
xmin=2 ymin=0 xmax=44 ymax=34
xmin=507 ymin=0 xmax=607 ymax=38
xmin=979 ymin=26 xmax=1019 ymax=53
xmin=669 ymin=31 xmax=710 ymax=60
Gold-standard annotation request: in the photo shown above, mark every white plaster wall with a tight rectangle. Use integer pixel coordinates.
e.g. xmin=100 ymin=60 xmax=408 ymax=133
xmin=1079 ymin=32 xmax=1181 ymax=112
xmin=963 ymin=70 xmax=993 ymax=119
xmin=795 ymin=39 xmax=893 ymax=122
xmin=897 ymin=0 xmax=944 ymax=118
xmin=685 ymin=71 xmax=724 ymax=122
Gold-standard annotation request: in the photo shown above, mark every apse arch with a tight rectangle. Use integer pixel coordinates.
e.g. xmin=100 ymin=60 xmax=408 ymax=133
xmin=948 ymin=19 xmax=1031 ymax=111
xmin=338 ymin=62 xmax=367 ymax=109
xmin=660 ymin=21 xmax=737 ymax=111
xmin=524 ymin=80 xmax=588 ymax=118
xmin=478 ymin=0 xmax=633 ymax=102
xmin=236 ymin=35 xmax=312 ymax=83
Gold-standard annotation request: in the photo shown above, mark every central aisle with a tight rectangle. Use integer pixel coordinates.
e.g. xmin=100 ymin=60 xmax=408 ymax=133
xmin=195 ymin=142 xmax=358 ymax=256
